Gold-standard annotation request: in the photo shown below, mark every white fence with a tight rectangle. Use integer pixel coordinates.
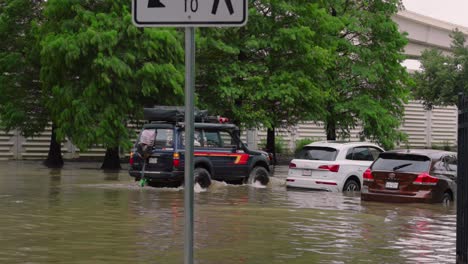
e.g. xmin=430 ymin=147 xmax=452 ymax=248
xmin=246 ymin=101 xmax=458 ymax=152
xmin=0 ymin=101 xmax=458 ymax=160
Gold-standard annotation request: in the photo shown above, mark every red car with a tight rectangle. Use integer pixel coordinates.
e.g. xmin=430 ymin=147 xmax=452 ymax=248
xmin=361 ymin=149 xmax=457 ymax=205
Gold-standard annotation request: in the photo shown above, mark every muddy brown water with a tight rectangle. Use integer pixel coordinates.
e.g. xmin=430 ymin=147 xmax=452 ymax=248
xmin=0 ymin=161 xmax=456 ymax=263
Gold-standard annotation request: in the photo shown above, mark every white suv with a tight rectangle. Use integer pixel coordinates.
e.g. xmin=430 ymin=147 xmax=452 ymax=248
xmin=286 ymin=141 xmax=384 ymax=192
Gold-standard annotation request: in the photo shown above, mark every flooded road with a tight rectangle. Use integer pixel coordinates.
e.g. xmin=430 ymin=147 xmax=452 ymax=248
xmin=0 ymin=161 xmax=456 ymax=263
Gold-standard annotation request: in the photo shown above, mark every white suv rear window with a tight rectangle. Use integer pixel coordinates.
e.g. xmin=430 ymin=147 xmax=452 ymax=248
xmin=296 ymin=147 xmax=338 ymax=161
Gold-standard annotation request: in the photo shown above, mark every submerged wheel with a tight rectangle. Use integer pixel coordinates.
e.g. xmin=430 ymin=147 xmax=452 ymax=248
xmin=442 ymin=192 xmax=453 ymax=206
xmin=343 ymin=179 xmax=360 ymax=192
xmin=246 ymin=166 xmax=270 ymax=186
xmin=194 ymin=167 xmax=212 ymax=189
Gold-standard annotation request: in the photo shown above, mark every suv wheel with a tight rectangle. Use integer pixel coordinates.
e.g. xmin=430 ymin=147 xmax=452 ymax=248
xmin=343 ymin=179 xmax=360 ymax=192
xmin=194 ymin=167 xmax=212 ymax=189
xmin=246 ymin=166 xmax=269 ymax=186
xmin=442 ymin=192 xmax=453 ymax=206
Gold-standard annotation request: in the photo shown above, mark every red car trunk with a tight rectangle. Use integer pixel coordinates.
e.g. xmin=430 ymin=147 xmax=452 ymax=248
xmin=367 ymin=171 xmax=435 ymax=196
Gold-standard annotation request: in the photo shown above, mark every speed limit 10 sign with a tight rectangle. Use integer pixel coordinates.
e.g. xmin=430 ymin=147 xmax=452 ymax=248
xmin=132 ymin=0 xmax=248 ymax=27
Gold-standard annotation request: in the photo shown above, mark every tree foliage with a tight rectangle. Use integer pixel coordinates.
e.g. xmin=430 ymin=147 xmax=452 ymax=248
xmin=198 ymin=0 xmax=411 ymax=151
xmin=324 ymin=0 xmax=411 ymax=149
xmin=0 ymin=0 xmax=64 ymax=167
xmin=197 ymin=0 xmax=342 ymax=160
xmin=414 ymin=30 xmax=468 ymax=108
xmin=40 ymin=0 xmax=185 ymax=168
xmin=197 ymin=0 xmax=341 ymax=129
xmin=0 ymin=0 xmax=47 ymax=137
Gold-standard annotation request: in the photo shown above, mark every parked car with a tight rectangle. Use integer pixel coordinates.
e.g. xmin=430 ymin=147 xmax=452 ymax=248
xmin=361 ymin=149 xmax=457 ymax=204
xmin=128 ymin=107 xmax=273 ymax=188
xmin=286 ymin=141 xmax=384 ymax=192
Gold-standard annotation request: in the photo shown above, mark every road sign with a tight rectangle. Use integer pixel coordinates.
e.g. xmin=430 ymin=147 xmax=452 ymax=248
xmin=133 ymin=0 xmax=248 ymax=27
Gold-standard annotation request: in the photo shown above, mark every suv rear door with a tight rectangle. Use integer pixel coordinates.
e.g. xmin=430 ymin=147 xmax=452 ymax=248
xmin=369 ymin=153 xmax=431 ymax=194
xmin=141 ymin=126 xmax=175 ymax=173
xmin=291 ymin=146 xmax=339 ymax=179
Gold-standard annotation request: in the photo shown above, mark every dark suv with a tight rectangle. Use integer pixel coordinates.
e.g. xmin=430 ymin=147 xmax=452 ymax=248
xmin=128 ymin=107 xmax=273 ymax=188
xmin=361 ymin=149 xmax=457 ymax=204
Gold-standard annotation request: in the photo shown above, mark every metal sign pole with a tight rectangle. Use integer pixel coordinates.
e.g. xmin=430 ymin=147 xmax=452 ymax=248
xmin=184 ymin=27 xmax=195 ymax=264
xmin=132 ymin=3 xmax=248 ymax=264
xmin=457 ymin=93 xmax=468 ymax=264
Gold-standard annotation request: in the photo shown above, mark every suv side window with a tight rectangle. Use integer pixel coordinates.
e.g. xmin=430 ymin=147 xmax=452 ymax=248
xmin=347 ymin=147 xmax=374 ymax=161
xmin=180 ymin=129 xmax=204 ymax=147
xmin=433 ymin=159 xmax=447 ymax=171
xmin=204 ymin=131 xmax=222 ymax=147
xmin=444 ymin=155 xmax=457 ymax=172
xmin=219 ymin=131 xmax=238 ymax=149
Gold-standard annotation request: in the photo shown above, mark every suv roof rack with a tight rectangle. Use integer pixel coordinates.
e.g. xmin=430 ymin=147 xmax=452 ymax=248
xmin=143 ymin=106 xmax=230 ymax=124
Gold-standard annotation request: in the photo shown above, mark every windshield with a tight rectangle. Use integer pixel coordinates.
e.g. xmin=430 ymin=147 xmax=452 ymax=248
xmin=372 ymin=153 xmax=431 ymax=172
xmin=295 ymin=147 xmax=338 ymax=161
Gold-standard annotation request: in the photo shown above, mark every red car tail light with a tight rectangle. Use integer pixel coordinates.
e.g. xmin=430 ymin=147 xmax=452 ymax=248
xmin=413 ymin=172 xmax=438 ymax=186
xmin=318 ymin=164 xmax=340 ymax=172
xmin=289 ymin=162 xmax=297 ymax=168
xmin=129 ymin=152 xmax=134 ymax=166
xmin=173 ymin=152 xmax=180 ymax=168
xmin=363 ymin=168 xmax=374 ymax=182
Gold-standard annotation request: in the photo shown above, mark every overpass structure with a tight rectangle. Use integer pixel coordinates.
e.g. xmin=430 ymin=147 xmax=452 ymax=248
xmin=393 ymin=10 xmax=468 ymax=59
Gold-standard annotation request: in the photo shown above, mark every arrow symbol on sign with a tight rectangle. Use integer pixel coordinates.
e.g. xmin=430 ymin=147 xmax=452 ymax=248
xmin=148 ymin=0 xmax=165 ymax=8
xmin=212 ymin=0 xmax=234 ymax=15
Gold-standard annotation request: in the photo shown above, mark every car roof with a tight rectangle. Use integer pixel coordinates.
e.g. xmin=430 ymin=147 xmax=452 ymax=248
xmin=305 ymin=141 xmax=381 ymax=150
xmin=383 ymin=149 xmax=457 ymax=160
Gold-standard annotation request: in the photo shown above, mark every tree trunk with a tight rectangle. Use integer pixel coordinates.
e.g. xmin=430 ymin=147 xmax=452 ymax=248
xmin=326 ymin=120 xmax=337 ymax=141
xmin=266 ymin=127 xmax=277 ymax=165
xmin=43 ymin=124 xmax=64 ymax=168
xmin=101 ymin=147 xmax=121 ymax=170
xmin=326 ymin=103 xmax=337 ymax=141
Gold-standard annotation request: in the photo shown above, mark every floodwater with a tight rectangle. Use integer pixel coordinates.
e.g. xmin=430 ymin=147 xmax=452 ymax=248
xmin=0 ymin=161 xmax=456 ymax=263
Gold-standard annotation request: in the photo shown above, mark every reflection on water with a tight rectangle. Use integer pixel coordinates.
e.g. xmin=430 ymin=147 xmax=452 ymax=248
xmin=0 ymin=161 xmax=456 ymax=263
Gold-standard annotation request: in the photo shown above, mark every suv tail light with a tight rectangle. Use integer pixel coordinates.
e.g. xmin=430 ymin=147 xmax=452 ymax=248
xmin=363 ymin=168 xmax=374 ymax=182
xmin=413 ymin=172 xmax=438 ymax=186
xmin=318 ymin=164 xmax=340 ymax=172
xmin=289 ymin=162 xmax=297 ymax=168
xmin=173 ymin=152 xmax=180 ymax=168
xmin=129 ymin=152 xmax=134 ymax=166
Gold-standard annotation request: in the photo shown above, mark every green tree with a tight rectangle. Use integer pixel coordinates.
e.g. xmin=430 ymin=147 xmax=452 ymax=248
xmin=0 ymin=0 xmax=64 ymax=167
xmin=40 ymin=0 xmax=184 ymax=169
xmin=324 ymin=0 xmax=411 ymax=149
xmin=197 ymin=0 xmax=342 ymax=162
xmin=414 ymin=30 xmax=467 ymax=108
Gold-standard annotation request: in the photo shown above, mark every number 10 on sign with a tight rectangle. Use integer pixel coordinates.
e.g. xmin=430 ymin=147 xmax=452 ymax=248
xmin=185 ymin=0 xmax=198 ymax=12
xmin=133 ymin=0 xmax=247 ymax=27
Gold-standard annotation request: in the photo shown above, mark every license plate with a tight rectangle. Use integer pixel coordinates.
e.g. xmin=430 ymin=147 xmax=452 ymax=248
xmin=302 ymin=170 xmax=312 ymax=176
xmin=149 ymin=158 xmax=158 ymax=164
xmin=385 ymin=181 xmax=399 ymax=189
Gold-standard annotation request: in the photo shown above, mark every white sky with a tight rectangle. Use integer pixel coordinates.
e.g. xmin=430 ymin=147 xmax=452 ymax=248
xmin=401 ymin=0 xmax=468 ymax=70
xmin=402 ymin=0 xmax=468 ymax=27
